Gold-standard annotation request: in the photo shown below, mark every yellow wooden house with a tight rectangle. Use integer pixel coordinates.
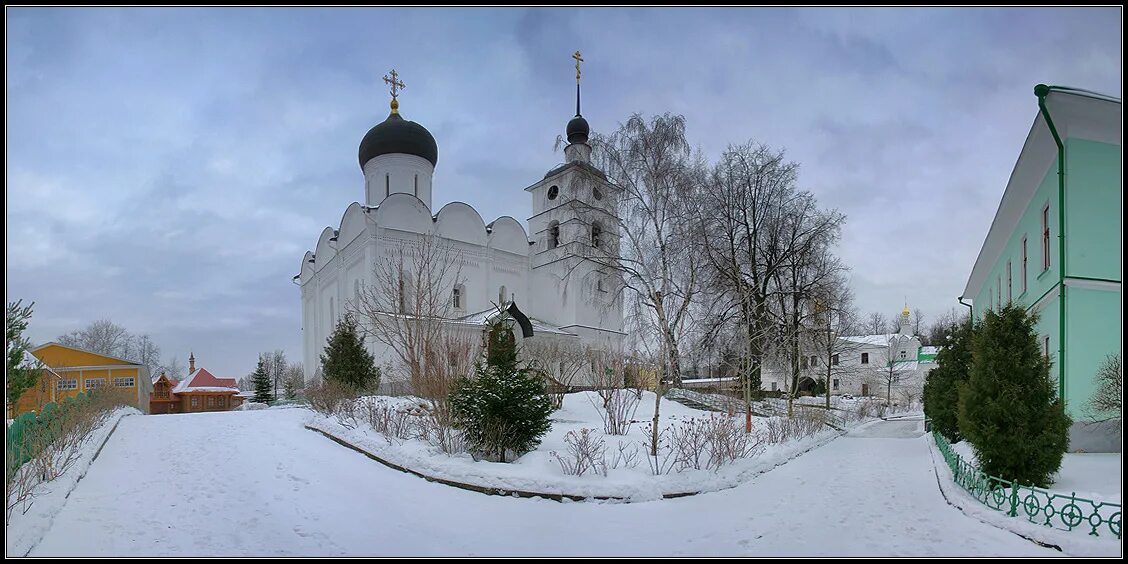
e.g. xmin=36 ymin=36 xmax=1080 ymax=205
xmin=9 ymin=342 xmax=153 ymax=417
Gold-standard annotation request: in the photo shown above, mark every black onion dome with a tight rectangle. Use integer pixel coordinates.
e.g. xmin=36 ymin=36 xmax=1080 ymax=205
xmin=358 ymin=112 xmax=438 ymax=169
xmin=567 ymin=115 xmax=590 ymax=144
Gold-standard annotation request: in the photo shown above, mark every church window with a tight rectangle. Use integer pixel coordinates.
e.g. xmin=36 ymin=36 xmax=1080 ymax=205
xmin=414 ymin=174 xmax=419 ymax=197
xmin=498 ymin=285 xmax=507 ymax=305
xmin=547 ymin=185 xmax=559 ymax=200
xmin=1041 ymin=203 xmax=1050 ymax=271
xmin=899 ymin=350 xmax=907 ymax=360
xmin=1021 ymin=235 xmax=1028 ymax=294
xmin=593 ymin=187 xmax=602 ymax=201
xmin=452 ymin=285 xmax=465 ymax=311
xmin=861 ymin=353 xmax=869 ymax=364
xmin=832 ymin=379 xmax=839 ymax=391
xmin=1006 ymin=260 xmax=1012 ymax=303
xmin=386 ymin=174 xmax=390 ymax=198
xmin=329 ymin=297 xmax=335 ymax=326
xmin=354 ymin=280 xmax=361 ymax=304
xmin=832 ymin=354 xmax=839 ymax=366
xmin=591 ymin=222 xmax=602 ymax=249
xmin=548 ymin=221 xmax=560 ymax=249
xmin=596 ymin=277 xmax=605 ymax=292
xmin=997 ymin=276 xmax=1001 ymax=309
xmin=771 ymin=382 xmax=777 ymax=391
xmin=1043 ymin=336 xmax=1050 ymax=359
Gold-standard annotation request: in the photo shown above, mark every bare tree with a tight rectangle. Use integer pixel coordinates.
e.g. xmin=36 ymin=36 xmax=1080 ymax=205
xmin=768 ymin=191 xmax=846 ymax=417
xmin=578 ymin=113 xmax=703 ymax=455
xmin=912 ymin=308 xmax=926 ymax=338
xmin=694 ymin=141 xmax=800 ymax=429
xmin=260 ymin=350 xmax=288 ymax=401
xmin=285 ymin=361 xmax=305 ymax=391
xmin=356 ymin=232 xmax=467 ymax=396
xmin=57 ymin=320 xmax=130 ymax=357
xmin=158 ymin=355 xmax=185 ymax=381
xmin=522 ymin=338 xmax=590 ymax=409
xmin=864 ymin=312 xmax=887 ymax=336
xmin=1087 ymin=354 xmax=1122 ymax=419
xmin=926 ymin=307 xmax=969 ymax=347
xmin=810 ymin=277 xmax=863 ymax=408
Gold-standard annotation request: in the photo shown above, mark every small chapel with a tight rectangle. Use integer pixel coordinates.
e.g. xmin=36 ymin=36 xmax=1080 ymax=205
xmin=297 ymin=55 xmax=625 ymax=386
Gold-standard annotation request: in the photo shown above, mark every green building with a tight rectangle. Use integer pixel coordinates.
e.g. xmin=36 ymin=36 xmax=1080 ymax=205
xmin=960 ymin=85 xmax=1121 ymax=452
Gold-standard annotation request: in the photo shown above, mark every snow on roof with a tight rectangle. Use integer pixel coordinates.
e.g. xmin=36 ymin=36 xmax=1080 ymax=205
xmin=840 ymin=333 xmax=907 ymax=347
xmin=172 ymin=368 xmax=239 ymax=394
xmin=920 ymin=346 xmax=940 ymax=355
xmin=18 ymin=350 xmax=60 ymax=378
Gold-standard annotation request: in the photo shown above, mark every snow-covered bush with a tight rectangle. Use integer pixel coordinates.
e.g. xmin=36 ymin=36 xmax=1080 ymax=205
xmin=590 ymin=388 xmax=641 ymax=436
xmin=590 ymin=353 xmax=641 ymax=435
xmin=765 ymin=409 xmax=826 ymax=444
xmin=550 ymin=428 xmax=607 ymax=477
xmin=668 ymin=415 xmax=765 ymax=472
xmin=306 ymin=379 xmax=354 ymax=417
xmin=5 ymin=388 xmax=130 ymax=523
xmin=359 ymin=400 xmax=415 ymax=445
xmin=238 ymin=401 xmax=268 ymax=411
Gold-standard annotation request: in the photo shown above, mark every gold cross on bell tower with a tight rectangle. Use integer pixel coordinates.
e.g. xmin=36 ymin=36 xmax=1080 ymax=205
xmin=572 ymin=51 xmax=583 ymax=83
xmin=383 ymin=68 xmax=405 ymax=114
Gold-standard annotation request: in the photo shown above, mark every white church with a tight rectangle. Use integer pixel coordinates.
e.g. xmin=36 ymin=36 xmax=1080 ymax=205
xmin=759 ymin=306 xmax=939 ymax=404
xmin=296 ymin=64 xmax=625 ymax=386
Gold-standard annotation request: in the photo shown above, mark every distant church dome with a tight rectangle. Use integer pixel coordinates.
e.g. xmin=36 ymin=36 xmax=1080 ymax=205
xmin=358 ymin=111 xmax=438 ymax=169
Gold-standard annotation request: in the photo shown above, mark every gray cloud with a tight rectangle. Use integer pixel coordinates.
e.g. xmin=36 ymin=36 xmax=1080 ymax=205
xmin=7 ymin=7 xmax=1120 ymax=377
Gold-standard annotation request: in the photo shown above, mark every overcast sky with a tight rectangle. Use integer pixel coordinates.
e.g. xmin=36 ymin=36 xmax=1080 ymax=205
xmin=6 ymin=7 xmax=1121 ymax=378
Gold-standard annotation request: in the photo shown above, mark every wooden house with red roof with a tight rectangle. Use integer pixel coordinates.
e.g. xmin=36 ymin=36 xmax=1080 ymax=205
xmin=149 ymin=353 xmax=243 ymax=414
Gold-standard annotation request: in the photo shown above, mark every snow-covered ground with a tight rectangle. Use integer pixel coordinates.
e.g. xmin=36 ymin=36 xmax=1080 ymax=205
xmin=6 ymin=406 xmax=141 ymax=557
xmin=950 ymin=441 xmax=1121 ymax=504
xmin=933 ymin=438 xmax=1120 ymax=556
xmin=307 ymin=391 xmax=840 ymax=500
xmin=26 ymin=408 xmax=1064 ymax=557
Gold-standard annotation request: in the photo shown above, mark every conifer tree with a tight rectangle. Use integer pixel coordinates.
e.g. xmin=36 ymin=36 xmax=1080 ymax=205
xmin=284 ymin=377 xmax=297 ymax=400
xmin=6 ymin=300 xmax=40 ymax=412
xmin=321 ymin=313 xmax=380 ymax=393
xmin=923 ymin=319 xmax=975 ymax=442
xmin=251 ymin=357 xmax=274 ymax=404
xmin=449 ymin=316 xmax=553 ymax=462
xmin=958 ymin=304 xmax=1071 ymax=487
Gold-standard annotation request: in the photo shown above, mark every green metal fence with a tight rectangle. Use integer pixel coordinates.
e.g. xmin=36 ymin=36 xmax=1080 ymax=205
xmin=5 ymin=392 xmax=90 ymax=472
xmin=932 ymin=429 xmax=1121 ymax=539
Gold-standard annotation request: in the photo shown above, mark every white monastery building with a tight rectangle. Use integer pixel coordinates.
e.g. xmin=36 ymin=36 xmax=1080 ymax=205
xmin=760 ymin=306 xmax=938 ymax=403
xmin=297 ymin=63 xmax=625 ymax=386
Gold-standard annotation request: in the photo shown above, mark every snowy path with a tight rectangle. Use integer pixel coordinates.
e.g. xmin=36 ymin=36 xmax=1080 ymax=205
xmin=31 ymin=410 xmax=1061 ymax=557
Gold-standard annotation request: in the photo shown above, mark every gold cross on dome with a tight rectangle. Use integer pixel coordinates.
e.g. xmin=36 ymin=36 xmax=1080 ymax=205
xmin=573 ymin=51 xmax=583 ymax=82
xmin=383 ymin=69 xmax=405 ymax=100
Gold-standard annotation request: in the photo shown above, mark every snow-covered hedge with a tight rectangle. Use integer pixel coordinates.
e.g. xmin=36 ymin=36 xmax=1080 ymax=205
xmin=306 ymin=391 xmax=842 ymax=501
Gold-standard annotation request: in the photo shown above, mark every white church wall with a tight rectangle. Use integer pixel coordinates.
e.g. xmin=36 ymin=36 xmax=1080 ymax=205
xmin=372 ymin=194 xmax=434 ymax=235
xmin=434 ymin=202 xmax=488 ymax=246
xmin=338 ymin=202 xmax=366 ymax=248
xmin=313 ymin=227 xmax=337 ymax=273
xmin=363 ymin=153 xmax=434 ymax=209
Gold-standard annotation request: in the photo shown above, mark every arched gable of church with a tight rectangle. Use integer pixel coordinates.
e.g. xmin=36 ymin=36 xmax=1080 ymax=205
xmin=373 ymin=193 xmax=433 ymax=235
xmin=434 ymin=202 xmax=488 ymax=246
xmin=486 ymin=216 xmax=530 ymax=256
